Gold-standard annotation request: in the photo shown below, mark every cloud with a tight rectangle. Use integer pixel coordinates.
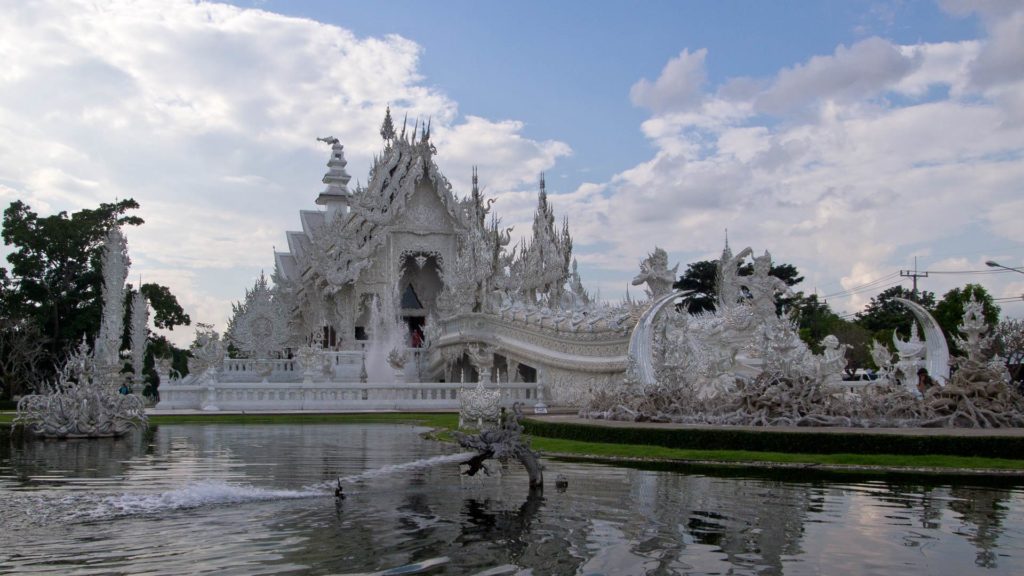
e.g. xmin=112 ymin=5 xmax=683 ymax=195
xmin=755 ymin=37 xmax=919 ymax=115
xmin=0 ymin=0 xmax=569 ymax=345
xmin=968 ymin=8 xmax=1024 ymax=88
xmin=433 ymin=116 xmax=572 ymax=194
xmin=568 ymin=21 xmax=1024 ymax=316
xmin=630 ymin=48 xmax=708 ymax=113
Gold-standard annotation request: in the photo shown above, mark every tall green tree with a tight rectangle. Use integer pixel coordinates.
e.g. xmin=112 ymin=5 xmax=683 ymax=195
xmin=1 ymin=199 xmax=191 ymax=397
xmin=673 ymin=260 xmax=719 ymax=313
xmin=855 ymin=285 xmax=936 ymax=340
xmin=2 ymin=199 xmax=144 ymax=360
xmin=994 ymin=319 xmax=1024 ymax=384
xmin=793 ymin=294 xmax=844 ymax=351
xmin=673 ymin=259 xmax=804 ymax=314
xmin=830 ymin=321 xmax=873 ymax=375
xmin=139 ymin=283 xmax=192 ymax=330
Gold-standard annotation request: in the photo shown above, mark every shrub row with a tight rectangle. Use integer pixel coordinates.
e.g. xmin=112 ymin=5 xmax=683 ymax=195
xmin=0 ymin=400 xmax=18 ymax=411
xmin=522 ymin=419 xmax=1024 ymax=460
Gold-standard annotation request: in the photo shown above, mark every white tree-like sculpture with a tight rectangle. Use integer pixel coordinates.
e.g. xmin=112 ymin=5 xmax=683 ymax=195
xmin=129 ymin=289 xmax=149 ymax=389
xmin=94 ymin=227 xmax=129 ymax=382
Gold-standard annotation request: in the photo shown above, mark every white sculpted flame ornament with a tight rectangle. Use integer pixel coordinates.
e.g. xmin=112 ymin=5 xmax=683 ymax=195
xmin=227 ymin=272 xmax=290 ymax=359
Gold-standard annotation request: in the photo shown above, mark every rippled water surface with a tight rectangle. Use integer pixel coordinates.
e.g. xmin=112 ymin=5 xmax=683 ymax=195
xmin=2 ymin=423 xmax=1023 ymax=575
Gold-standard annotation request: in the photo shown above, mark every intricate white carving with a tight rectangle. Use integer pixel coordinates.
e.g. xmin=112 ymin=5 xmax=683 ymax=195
xmin=188 ymin=324 xmax=225 ymax=383
xmin=631 ymin=247 xmax=678 ymax=300
xmin=227 ymin=272 xmax=291 ymax=359
xmin=129 ymin=289 xmax=149 ymax=387
xmin=459 ymin=378 xmax=501 ymax=430
xmin=16 ymin=339 xmax=147 ymax=437
xmin=94 ymin=227 xmax=129 ymax=379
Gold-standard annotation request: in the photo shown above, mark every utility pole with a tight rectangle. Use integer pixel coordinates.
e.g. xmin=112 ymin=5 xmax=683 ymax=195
xmin=900 ymin=256 xmax=928 ymax=300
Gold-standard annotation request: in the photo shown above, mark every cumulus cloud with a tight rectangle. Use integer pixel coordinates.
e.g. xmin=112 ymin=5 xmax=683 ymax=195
xmin=0 ymin=0 xmax=570 ymax=345
xmin=630 ymin=48 xmax=708 ymax=113
xmin=571 ymin=13 xmax=1024 ymax=314
xmin=968 ymin=8 xmax=1024 ymax=89
xmin=754 ymin=37 xmax=919 ymax=114
xmin=433 ymin=116 xmax=572 ymax=194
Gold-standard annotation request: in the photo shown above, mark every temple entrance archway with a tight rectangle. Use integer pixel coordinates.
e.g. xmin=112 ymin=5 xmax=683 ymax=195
xmin=399 ymin=252 xmax=442 ymax=347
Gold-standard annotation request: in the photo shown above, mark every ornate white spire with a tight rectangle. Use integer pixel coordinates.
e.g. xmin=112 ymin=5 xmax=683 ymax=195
xmin=129 ymin=289 xmax=149 ymax=387
xmin=95 ymin=226 xmax=129 ymax=374
xmin=315 ymin=136 xmax=352 ymax=217
xmin=317 ymin=136 xmax=351 ymax=195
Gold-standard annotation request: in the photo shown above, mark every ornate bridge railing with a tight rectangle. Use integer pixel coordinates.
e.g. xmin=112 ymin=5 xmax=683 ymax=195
xmin=429 ymin=313 xmax=631 ymax=374
xmin=216 ymin=350 xmax=426 ymax=383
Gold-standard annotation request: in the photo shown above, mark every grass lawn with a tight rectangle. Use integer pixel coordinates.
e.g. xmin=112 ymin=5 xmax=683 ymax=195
xmin=3 ymin=411 xmax=1021 ymax=473
xmin=528 ymin=436 xmax=1024 ymax=471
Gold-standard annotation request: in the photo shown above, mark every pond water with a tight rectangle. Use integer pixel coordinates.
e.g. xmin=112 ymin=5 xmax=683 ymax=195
xmin=1 ymin=423 xmax=1023 ymax=575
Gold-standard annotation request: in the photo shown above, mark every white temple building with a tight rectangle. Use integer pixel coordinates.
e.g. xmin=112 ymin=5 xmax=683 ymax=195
xmin=157 ymin=108 xmax=986 ymax=421
xmin=159 ymin=109 xmax=636 ymax=411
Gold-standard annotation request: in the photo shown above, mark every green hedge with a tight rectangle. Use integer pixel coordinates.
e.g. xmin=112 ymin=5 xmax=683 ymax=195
xmin=522 ymin=419 xmax=1024 ymax=460
xmin=0 ymin=400 xmax=17 ymax=411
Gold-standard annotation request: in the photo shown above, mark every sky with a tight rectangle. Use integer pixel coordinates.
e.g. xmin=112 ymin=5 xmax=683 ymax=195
xmin=1 ymin=0 xmax=1023 ymax=347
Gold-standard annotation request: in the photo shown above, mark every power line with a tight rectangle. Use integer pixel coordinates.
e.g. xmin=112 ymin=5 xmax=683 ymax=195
xmin=993 ymin=296 xmax=1024 ymax=303
xmin=925 ymin=269 xmax=1017 ymax=275
xmin=821 ymin=272 xmax=901 ymax=299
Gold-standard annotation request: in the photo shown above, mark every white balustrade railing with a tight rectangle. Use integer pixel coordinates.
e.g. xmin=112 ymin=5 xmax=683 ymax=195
xmin=215 ymin=350 xmax=427 ymax=383
xmin=156 ymin=381 xmax=541 ymax=412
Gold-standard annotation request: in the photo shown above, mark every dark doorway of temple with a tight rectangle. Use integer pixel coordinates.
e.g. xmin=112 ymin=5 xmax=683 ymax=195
xmin=405 ymin=316 xmax=425 ymax=347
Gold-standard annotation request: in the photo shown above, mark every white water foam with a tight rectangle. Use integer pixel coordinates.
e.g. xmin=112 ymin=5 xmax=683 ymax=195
xmin=21 ymin=452 xmax=479 ymax=523
xmin=85 ymin=480 xmax=321 ymax=519
xmin=310 ymin=451 xmax=477 ymax=490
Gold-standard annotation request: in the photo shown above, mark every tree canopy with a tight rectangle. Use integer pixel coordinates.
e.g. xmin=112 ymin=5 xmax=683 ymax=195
xmin=854 ymin=285 xmax=936 ymax=339
xmin=673 ymin=258 xmax=803 ymax=314
xmin=1 ymin=199 xmax=191 ymax=399
xmin=2 ymin=199 xmax=145 ymax=359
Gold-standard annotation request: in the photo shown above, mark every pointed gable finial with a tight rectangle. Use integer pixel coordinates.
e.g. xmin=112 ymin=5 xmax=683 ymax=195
xmin=539 ymin=172 xmax=546 ymax=195
xmin=380 ymin=105 xmax=396 ymax=141
xmin=724 ymin=228 xmax=729 ymax=251
xmin=400 ymin=113 xmax=408 ymax=142
xmin=472 ymin=166 xmax=479 ymax=195
xmin=421 ymin=117 xmax=431 ymax=142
